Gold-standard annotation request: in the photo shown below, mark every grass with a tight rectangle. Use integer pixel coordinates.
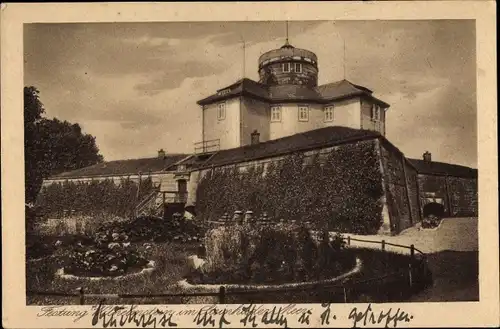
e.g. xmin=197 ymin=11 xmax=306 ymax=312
xmin=408 ymin=250 xmax=479 ymax=302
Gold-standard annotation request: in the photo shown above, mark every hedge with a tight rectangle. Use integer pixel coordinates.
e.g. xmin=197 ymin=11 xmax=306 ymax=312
xmin=35 ymin=177 xmax=154 ymax=218
xmin=195 ymin=140 xmax=384 ymax=234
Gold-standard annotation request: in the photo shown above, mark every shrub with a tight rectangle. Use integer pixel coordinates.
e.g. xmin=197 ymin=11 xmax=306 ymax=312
xmin=191 ymin=224 xmax=355 ymax=285
xmin=94 ymin=215 xmax=206 ymax=244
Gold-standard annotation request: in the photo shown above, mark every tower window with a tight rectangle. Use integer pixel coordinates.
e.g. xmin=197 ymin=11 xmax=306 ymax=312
xmin=298 ymin=105 xmax=309 ymax=122
xmin=294 ymin=63 xmax=302 ymax=73
xmin=371 ymin=104 xmax=381 ymax=121
xmin=324 ymin=106 xmax=334 ymax=122
xmin=217 ymin=102 xmax=226 ymax=120
xmin=270 ymin=106 xmax=282 ymax=122
xmin=282 ymin=62 xmax=291 ymax=73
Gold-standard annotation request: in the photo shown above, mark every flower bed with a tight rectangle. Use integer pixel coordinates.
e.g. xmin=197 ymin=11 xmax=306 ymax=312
xmin=185 ymin=224 xmax=357 ymax=285
xmin=61 ymin=232 xmax=152 ymax=277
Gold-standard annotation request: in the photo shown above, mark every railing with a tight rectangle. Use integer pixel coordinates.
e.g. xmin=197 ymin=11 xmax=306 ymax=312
xmin=134 ymin=191 xmax=161 ymax=218
xmin=194 ymin=139 xmax=220 ymax=155
xmin=162 ymin=192 xmax=188 ymax=204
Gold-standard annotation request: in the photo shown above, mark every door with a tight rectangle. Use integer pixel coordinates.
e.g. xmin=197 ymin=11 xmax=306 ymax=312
xmin=177 ymin=179 xmax=187 ymax=203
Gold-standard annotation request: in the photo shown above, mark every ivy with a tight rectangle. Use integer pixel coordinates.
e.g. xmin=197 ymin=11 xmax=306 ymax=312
xmin=36 ymin=177 xmax=154 ymax=218
xmin=196 ymin=140 xmax=384 ymax=234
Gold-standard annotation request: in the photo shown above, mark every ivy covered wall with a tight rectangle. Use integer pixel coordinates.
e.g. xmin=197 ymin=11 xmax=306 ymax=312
xmin=195 ymin=140 xmax=385 ymax=235
xmin=35 ymin=177 xmax=154 ymax=218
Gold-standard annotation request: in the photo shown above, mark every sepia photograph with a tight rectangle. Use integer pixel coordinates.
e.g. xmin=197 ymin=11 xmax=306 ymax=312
xmin=24 ymin=19 xmax=479 ymax=305
xmin=1 ymin=2 xmax=498 ymax=328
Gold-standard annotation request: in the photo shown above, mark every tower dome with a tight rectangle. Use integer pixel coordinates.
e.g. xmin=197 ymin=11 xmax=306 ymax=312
xmin=258 ymin=41 xmax=318 ymax=87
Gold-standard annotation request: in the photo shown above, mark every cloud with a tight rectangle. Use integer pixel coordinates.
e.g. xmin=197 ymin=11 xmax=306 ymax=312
xmin=134 ymin=60 xmax=227 ymax=94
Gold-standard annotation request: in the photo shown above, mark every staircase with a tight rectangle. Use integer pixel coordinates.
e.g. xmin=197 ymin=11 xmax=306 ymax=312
xmin=135 ymin=189 xmax=164 ymax=218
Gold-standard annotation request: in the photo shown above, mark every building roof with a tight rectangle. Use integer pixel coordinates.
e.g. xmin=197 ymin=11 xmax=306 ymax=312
xmin=196 ymin=126 xmax=382 ymax=169
xmin=407 ymin=158 xmax=478 ymax=178
xmin=268 ymin=84 xmax=324 ymax=102
xmin=47 ymin=154 xmax=190 ymax=180
xmin=197 ymin=78 xmax=390 ymax=107
xmin=197 ymin=78 xmax=268 ymax=105
xmin=317 ymin=79 xmax=372 ymax=99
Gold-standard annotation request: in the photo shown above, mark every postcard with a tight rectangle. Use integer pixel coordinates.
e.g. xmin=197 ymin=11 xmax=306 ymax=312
xmin=1 ymin=1 xmax=498 ymax=328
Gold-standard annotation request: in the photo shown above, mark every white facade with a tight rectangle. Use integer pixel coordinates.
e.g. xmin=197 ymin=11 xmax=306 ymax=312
xmin=202 ymin=98 xmax=241 ymax=150
xmin=201 ymin=95 xmax=387 ymax=151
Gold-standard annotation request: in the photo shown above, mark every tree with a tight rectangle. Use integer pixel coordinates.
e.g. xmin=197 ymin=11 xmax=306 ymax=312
xmin=24 ymin=86 xmax=104 ymax=203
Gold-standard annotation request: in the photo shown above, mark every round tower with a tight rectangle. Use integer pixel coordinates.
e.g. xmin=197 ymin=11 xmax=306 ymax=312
xmin=258 ymin=40 xmax=318 ymax=87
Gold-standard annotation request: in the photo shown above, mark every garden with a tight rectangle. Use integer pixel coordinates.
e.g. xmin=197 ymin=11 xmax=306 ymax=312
xmin=27 ymin=211 xmax=432 ymax=305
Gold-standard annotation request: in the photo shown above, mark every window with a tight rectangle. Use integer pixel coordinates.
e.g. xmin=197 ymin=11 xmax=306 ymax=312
xmin=294 ymin=63 xmax=302 ymax=73
xmin=370 ymin=104 xmax=381 ymax=121
xmin=270 ymin=106 xmax=282 ymax=122
xmin=217 ymin=102 xmax=226 ymax=120
xmin=324 ymin=106 xmax=334 ymax=122
xmin=298 ymin=105 xmax=309 ymax=122
xmin=217 ymin=89 xmax=231 ymax=96
xmin=282 ymin=62 xmax=291 ymax=73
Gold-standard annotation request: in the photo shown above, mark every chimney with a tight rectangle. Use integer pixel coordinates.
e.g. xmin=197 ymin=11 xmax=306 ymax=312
xmin=251 ymin=130 xmax=260 ymax=145
xmin=423 ymin=151 xmax=432 ymax=162
xmin=158 ymin=148 xmax=166 ymax=159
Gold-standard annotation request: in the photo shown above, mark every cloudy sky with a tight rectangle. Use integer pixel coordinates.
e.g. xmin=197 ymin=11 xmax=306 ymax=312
xmin=24 ymin=20 xmax=477 ymax=167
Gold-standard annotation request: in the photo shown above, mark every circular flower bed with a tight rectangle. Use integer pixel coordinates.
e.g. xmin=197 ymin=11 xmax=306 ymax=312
xmin=185 ymin=224 xmax=357 ymax=285
xmin=61 ymin=232 xmax=151 ymax=277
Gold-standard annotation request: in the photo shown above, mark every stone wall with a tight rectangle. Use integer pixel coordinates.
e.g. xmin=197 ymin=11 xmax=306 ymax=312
xmin=447 ymin=176 xmax=478 ymax=216
xmin=417 ymin=174 xmax=478 ymax=217
xmin=379 ymin=143 xmax=411 ymax=233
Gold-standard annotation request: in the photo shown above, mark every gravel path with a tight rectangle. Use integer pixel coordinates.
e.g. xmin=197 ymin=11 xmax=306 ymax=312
xmin=331 ymin=217 xmax=478 ymax=254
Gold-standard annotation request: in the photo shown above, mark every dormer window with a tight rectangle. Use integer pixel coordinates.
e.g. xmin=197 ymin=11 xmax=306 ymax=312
xmin=217 ymin=102 xmax=226 ymax=120
xmin=270 ymin=106 xmax=282 ymax=122
xmin=282 ymin=63 xmax=291 ymax=73
xmin=294 ymin=63 xmax=302 ymax=73
xmin=324 ymin=105 xmax=334 ymax=122
xmin=217 ymin=89 xmax=231 ymax=96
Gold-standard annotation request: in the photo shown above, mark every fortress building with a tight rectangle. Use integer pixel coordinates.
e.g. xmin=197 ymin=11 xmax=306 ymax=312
xmin=195 ymin=40 xmax=388 ymax=153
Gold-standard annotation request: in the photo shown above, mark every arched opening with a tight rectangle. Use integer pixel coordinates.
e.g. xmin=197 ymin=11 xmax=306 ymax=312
xmin=423 ymin=202 xmax=445 ymax=218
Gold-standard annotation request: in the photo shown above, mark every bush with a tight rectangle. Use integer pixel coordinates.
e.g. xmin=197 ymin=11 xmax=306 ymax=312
xmin=95 ymin=215 xmax=206 ymax=244
xmin=188 ymin=224 xmax=356 ymax=285
xmin=195 ymin=140 xmax=384 ymax=234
